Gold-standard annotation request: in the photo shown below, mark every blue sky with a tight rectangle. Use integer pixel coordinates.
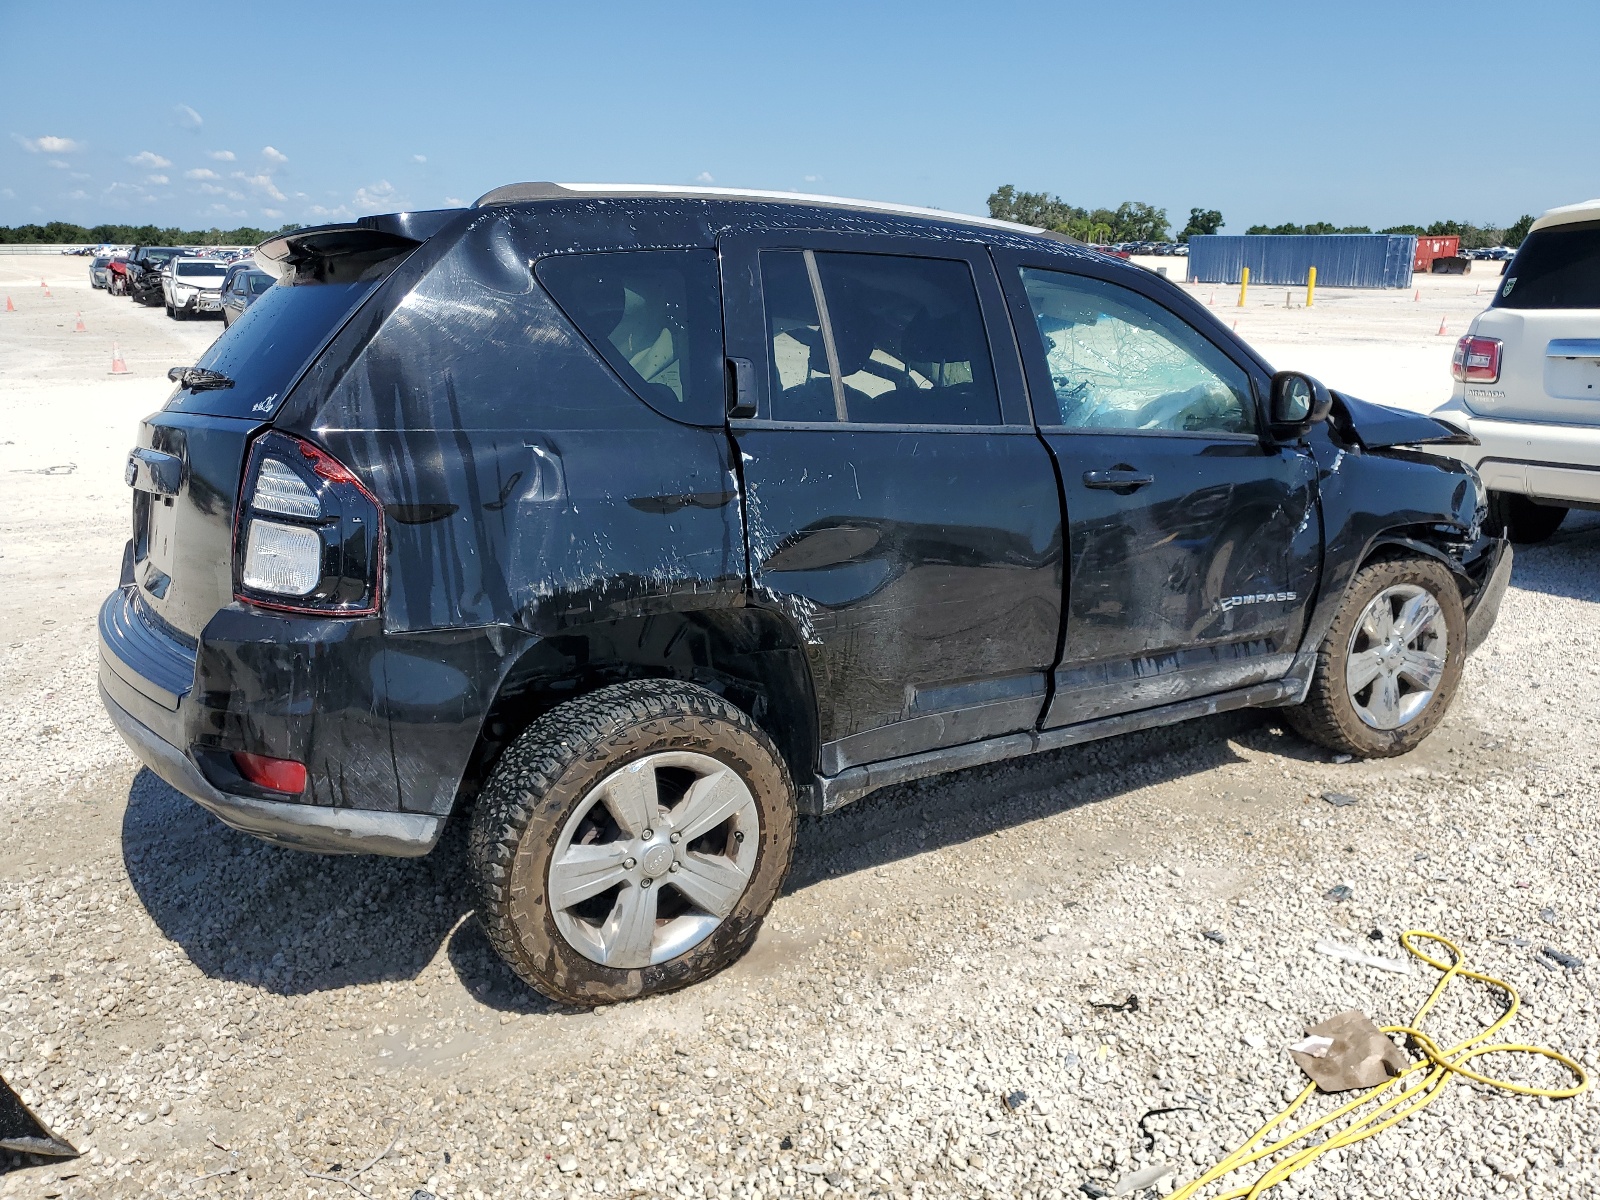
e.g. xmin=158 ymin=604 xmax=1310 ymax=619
xmin=3 ymin=0 xmax=1595 ymax=232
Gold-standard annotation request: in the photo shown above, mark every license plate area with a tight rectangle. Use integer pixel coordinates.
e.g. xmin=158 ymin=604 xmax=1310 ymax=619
xmin=148 ymin=495 xmax=179 ymax=577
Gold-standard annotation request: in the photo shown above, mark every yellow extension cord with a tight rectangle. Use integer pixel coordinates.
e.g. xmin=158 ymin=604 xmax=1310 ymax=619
xmin=1167 ymin=931 xmax=1589 ymax=1200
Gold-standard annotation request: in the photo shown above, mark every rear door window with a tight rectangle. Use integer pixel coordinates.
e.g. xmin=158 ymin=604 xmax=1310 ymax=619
xmin=537 ymin=249 xmax=725 ymax=426
xmin=1496 ymin=221 xmax=1600 ymax=309
xmin=757 ymin=250 xmax=1002 ymax=426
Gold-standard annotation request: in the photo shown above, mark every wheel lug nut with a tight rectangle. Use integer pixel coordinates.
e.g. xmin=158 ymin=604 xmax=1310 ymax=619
xmin=642 ymin=829 xmax=654 ymax=840
xmin=669 ymin=831 xmax=681 ymax=843
xmin=668 ymin=862 xmax=679 ymax=873
xmin=624 ymin=857 xmax=637 ymax=869
xmin=640 ymin=878 xmax=653 ymax=889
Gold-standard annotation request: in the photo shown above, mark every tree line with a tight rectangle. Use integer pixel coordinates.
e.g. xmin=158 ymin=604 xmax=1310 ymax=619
xmin=0 ymin=220 xmax=299 ymax=245
xmin=988 ymin=186 xmax=1535 ymax=248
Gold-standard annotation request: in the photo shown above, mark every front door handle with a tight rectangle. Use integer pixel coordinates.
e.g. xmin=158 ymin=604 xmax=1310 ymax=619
xmin=1083 ymin=467 xmax=1154 ymax=491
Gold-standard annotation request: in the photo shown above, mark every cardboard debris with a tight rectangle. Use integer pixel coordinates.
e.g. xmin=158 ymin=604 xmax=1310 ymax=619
xmin=1288 ymin=1010 xmax=1409 ymax=1093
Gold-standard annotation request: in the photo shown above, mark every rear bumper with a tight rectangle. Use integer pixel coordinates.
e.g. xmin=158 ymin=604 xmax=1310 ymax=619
xmin=97 ymin=585 xmax=443 ymax=857
xmin=1427 ymin=401 xmax=1600 ymax=506
xmin=101 ymin=682 xmax=440 ymax=856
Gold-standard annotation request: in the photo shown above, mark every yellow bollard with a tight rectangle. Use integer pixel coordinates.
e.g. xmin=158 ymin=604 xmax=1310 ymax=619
xmin=1237 ymin=266 xmax=1249 ymax=307
xmin=1307 ymin=265 xmax=1317 ymax=308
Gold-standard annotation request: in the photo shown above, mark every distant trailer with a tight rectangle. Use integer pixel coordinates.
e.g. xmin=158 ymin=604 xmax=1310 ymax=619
xmin=1413 ymin=235 xmax=1460 ymax=272
xmin=1187 ymin=234 xmax=1416 ymax=289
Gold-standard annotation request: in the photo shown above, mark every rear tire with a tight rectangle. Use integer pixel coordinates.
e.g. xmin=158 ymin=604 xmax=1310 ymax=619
xmin=1284 ymin=556 xmax=1465 ymax=758
xmin=1486 ymin=490 xmax=1566 ymax=544
xmin=469 ymin=679 xmax=796 ymax=1006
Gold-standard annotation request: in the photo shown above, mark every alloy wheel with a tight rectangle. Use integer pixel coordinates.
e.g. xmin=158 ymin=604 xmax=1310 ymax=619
xmin=548 ymin=751 xmax=759 ymax=969
xmin=1345 ymin=583 xmax=1447 ymax=730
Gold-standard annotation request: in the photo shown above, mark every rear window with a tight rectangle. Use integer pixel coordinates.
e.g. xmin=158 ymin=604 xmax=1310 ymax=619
xmin=176 ymin=261 xmax=228 ymax=279
xmin=247 ymin=272 xmax=273 ymax=294
xmin=163 ymin=278 xmax=381 ymax=417
xmin=536 ymin=249 xmax=725 ymax=426
xmin=1494 ymin=220 xmax=1600 ymax=309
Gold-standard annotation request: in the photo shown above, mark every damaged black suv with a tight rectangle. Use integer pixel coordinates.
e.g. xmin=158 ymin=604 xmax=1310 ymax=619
xmin=100 ymin=185 xmax=1510 ymax=1004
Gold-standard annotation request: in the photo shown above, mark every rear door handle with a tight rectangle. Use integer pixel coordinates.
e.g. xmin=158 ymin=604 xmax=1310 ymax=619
xmin=1083 ymin=467 xmax=1154 ymax=490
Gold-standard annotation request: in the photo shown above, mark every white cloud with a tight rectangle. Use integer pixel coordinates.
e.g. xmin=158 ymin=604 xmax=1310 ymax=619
xmin=412 ymin=154 xmax=427 ymax=163
xmin=354 ymin=180 xmax=397 ymax=209
xmin=261 ymin=208 xmax=284 ymax=219
xmin=146 ymin=174 xmax=170 ymax=185
xmin=308 ymin=203 xmax=353 ymax=220
xmin=444 ymin=196 xmax=463 ymax=206
xmin=695 ymin=171 xmax=715 ymax=184
xmin=803 ymin=174 xmax=821 ymax=183
xmin=199 ymin=183 xmax=226 ymax=195
xmin=234 ymin=171 xmax=286 ymax=201
xmin=127 ymin=150 xmax=172 ymax=168
xmin=209 ymin=149 xmax=235 ymax=161
xmin=261 ymin=145 xmax=288 ymax=166
xmin=0 ymin=188 xmax=14 ymax=199
xmin=174 ymin=104 xmax=203 ymax=129
xmin=66 ymin=189 xmax=89 ymax=201
xmin=185 ymin=167 xmax=220 ymax=180
xmin=47 ymin=159 xmax=69 ymax=170
xmin=15 ymin=134 xmax=81 ymax=154
xmin=227 ymin=190 xmax=244 ymax=201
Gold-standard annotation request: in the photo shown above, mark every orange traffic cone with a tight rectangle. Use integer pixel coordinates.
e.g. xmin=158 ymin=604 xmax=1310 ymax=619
xmin=1414 ymin=289 xmax=1420 ymax=301
xmin=43 ymin=287 xmax=52 ymax=299
xmin=110 ymin=342 xmax=129 ymax=374
xmin=4 ymin=295 xmax=13 ymax=312
xmin=1233 ymin=319 xmax=1239 ymax=331
xmin=40 ymin=277 xmax=46 ymax=288
xmin=1437 ymin=318 xmax=1448 ymax=336
xmin=1208 ymin=293 xmax=1215 ymax=306
xmin=73 ymin=312 xmax=87 ymax=333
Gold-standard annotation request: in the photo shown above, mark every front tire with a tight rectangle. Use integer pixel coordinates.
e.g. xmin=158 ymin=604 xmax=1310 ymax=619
xmin=469 ymin=679 xmax=796 ymax=1006
xmin=1284 ymin=556 xmax=1466 ymax=758
xmin=1486 ymin=490 xmax=1566 ymax=544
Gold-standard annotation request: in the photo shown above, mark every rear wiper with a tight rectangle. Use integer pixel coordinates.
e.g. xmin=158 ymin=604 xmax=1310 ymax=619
xmin=167 ymin=366 xmax=235 ymax=391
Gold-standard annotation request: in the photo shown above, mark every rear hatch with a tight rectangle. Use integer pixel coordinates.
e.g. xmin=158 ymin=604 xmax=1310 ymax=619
xmin=129 ymin=224 xmax=431 ymax=641
xmin=1470 ymin=219 xmax=1600 ymax=426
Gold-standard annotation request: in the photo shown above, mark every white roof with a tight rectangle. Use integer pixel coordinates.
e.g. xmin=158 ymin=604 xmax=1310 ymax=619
xmin=474 ymin=181 xmax=1050 ymax=238
xmin=1531 ymin=198 xmax=1600 ymax=233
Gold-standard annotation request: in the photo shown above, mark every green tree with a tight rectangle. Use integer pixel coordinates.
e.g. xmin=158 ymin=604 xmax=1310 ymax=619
xmin=1503 ymin=214 xmax=1534 ymax=247
xmin=1178 ymin=207 xmax=1223 ymax=242
xmin=987 ymin=185 xmax=1085 ymax=230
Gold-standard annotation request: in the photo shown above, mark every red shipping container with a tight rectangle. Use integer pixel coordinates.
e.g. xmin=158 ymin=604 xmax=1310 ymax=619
xmin=1413 ymin=236 xmax=1460 ymax=272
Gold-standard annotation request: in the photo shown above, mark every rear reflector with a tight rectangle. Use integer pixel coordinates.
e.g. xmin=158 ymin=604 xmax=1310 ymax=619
xmin=232 ymin=751 xmax=307 ymax=794
xmin=1452 ymin=335 xmax=1502 ymax=383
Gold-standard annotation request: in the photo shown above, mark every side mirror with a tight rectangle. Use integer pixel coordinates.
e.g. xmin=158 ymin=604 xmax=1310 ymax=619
xmin=1268 ymin=370 xmax=1333 ymax=439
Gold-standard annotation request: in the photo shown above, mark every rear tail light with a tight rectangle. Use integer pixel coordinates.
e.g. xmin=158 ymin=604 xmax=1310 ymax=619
xmin=234 ymin=431 xmax=382 ymax=614
xmin=232 ymin=751 xmax=307 ymax=794
xmin=1452 ymin=335 xmax=1501 ymax=383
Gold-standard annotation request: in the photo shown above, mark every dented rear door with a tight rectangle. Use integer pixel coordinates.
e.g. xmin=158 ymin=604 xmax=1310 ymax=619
xmin=721 ymin=232 xmax=1063 ymax=775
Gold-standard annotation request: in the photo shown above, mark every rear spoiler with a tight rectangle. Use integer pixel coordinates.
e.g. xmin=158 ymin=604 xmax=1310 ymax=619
xmin=255 ymin=208 xmax=463 ymax=283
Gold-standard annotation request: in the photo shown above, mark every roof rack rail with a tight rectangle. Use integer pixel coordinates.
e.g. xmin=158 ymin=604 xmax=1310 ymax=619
xmin=472 ymin=181 xmax=1076 ymax=242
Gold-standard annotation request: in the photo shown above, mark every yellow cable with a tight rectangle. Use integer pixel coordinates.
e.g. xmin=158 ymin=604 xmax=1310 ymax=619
xmin=1167 ymin=931 xmax=1588 ymax=1200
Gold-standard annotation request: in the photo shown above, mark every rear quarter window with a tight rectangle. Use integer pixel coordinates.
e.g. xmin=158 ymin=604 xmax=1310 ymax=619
xmin=536 ymin=249 xmax=726 ymax=426
xmin=1495 ymin=220 xmax=1600 ymax=309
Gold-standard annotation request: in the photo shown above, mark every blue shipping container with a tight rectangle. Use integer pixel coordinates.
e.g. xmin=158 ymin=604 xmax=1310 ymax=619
xmin=1188 ymin=234 xmax=1416 ymax=289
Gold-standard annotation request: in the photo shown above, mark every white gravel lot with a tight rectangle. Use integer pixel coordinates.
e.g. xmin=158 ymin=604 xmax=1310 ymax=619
xmin=1 ymin=253 xmax=1595 ymax=1200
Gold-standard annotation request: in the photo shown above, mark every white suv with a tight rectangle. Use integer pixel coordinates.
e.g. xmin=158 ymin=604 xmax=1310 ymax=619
xmin=162 ymin=256 xmax=230 ymax=320
xmin=1430 ymin=198 xmax=1600 ymax=542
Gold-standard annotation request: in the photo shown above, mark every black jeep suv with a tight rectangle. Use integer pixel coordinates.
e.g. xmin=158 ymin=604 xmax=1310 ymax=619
xmin=100 ymin=185 xmax=1510 ymax=1004
xmin=125 ymin=245 xmax=183 ymax=306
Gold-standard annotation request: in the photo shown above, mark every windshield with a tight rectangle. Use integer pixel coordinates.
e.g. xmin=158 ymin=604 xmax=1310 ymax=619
xmin=143 ymin=248 xmax=181 ymax=264
xmin=176 ymin=261 xmax=228 ymax=279
xmin=1494 ymin=220 xmax=1600 ymax=310
xmin=164 ymin=278 xmax=381 ymax=417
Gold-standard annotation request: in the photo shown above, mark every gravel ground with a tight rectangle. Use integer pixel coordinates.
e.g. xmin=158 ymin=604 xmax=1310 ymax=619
xmin=2 ymin=255 xmax=1596 ymax=1200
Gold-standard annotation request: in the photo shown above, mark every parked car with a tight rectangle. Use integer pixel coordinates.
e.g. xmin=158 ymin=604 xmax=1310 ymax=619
xmin=89 ymin=254 xmax=115 ymax=289
xmin=100 ymin=184 xmax=1509 ymax=1004
xmin=162 ymin=257 xmax=230 ymax=319
xmin=1429 ymin=198 xmax=1600 ymax=543
xmin=220 ymin=263 xmax=273 ymax=326
xmin=124 ymin=246 xmax=183 ymax=305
